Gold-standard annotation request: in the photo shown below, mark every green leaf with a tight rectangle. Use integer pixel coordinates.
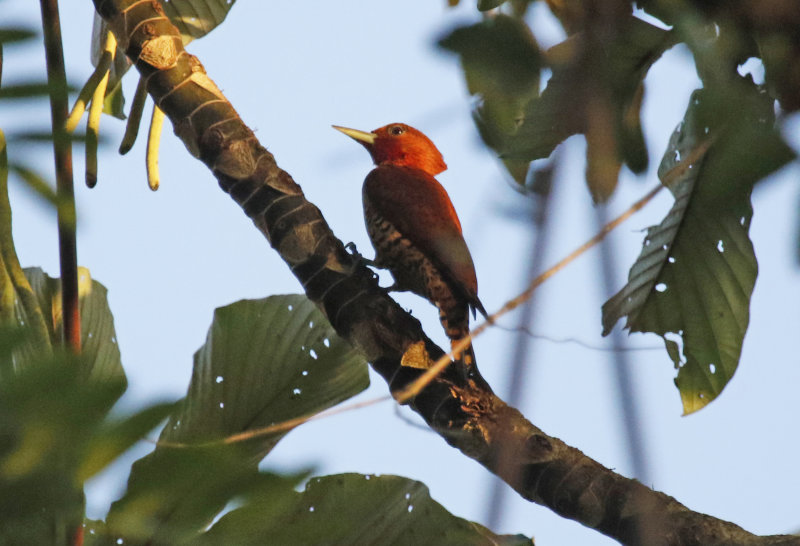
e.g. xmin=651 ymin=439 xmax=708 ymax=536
xmin=440 ymin=15 xmax=541 ymax=184
xmin=82 ymin=519 xmax=111 ymax=546
xmin=0 ymin=354 xmax=126 ymax=545
xmin=20 ymin=268 xmax=125 ymax=392
xmin=160 ymin=0 xmax=239 ymax=43
xmin=78 ymin=402 xmax=177 ymax=482
xmin=164 ymin=294 xmax=369 ymax=459
xmin=102 ymin=79 xmax=127 ymax=120
xmin=602 ymin=82 xmax=795 ymax=414
xmin=107 ymin=445 xmax=308 ymax=544
xmin=90 ymin=15 xmax=131 ymax=120
xmin=504 ymin=17 xmax=674 ymax=198
xmin=199 ymin=473 xmax=531 ymax=546
xmin=107 ymin=295 xmax=368 ymax=543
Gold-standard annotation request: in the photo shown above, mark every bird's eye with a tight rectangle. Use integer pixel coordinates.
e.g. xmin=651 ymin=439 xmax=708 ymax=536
xmin=389 ymin=125 xmax=406 ymax=136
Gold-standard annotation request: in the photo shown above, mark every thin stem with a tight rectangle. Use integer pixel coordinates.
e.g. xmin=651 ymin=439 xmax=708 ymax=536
xmin=39 ymin=0 xmax=80 ymax=353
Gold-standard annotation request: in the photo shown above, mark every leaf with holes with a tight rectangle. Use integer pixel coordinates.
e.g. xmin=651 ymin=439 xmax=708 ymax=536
xmin=162 ymin=294 xmax=369 ymax=457
xmin=602 ymin=82 xmax=794 ymax=414
xmin=106 ymin=295 xmax=368 ymax=542
xmin=198 ymin=473 xmax=531 ymax=546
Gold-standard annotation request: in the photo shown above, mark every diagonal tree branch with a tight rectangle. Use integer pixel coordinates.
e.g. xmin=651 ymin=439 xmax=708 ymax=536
xmin=91 ymin=1 xmax=799 ymax=544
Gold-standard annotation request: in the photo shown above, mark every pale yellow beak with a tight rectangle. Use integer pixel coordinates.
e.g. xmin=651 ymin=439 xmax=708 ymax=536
xmin=332 ymin=125 xmax=376 ymax=145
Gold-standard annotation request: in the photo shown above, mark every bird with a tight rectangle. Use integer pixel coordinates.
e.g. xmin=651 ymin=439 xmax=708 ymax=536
xmin=333 ymin=122 xmax=487 ymax=376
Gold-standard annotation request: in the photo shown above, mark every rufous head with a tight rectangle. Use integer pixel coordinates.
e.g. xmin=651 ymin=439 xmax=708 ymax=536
xmin=333 ymin=123 xmax=447 ymax=176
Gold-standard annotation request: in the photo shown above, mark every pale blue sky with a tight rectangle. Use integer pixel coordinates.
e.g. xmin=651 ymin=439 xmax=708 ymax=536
xmin=3 ymin=1 xmax=800 ymax=544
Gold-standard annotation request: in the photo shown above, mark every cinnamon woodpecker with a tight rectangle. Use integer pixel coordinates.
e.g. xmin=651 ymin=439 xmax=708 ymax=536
xmin=333 ymin=122 xmax=487 ymax=373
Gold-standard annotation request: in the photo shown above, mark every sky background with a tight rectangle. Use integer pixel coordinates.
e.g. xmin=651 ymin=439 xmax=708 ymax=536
xmin=3 ymin=1 xmax=800 ymax=544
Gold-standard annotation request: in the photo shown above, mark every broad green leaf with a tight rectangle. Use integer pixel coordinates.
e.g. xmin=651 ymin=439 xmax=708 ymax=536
xmin=164 ymin=294 xmax=369 ymax=459
xmin=602 ymin=82 xmax=795 ymax=414
xmin=439 ymin=15 xmax=541 ymax=184
xmin=19 ymin=268 xmax=125 ymax=392
xmin=504 ymin=17 xmax=674 ymax=198
xmin=107 ymin=295 xmax=367 ymax=543
xmin=107 ymin=444 xmax=308 ymax=544
xmin=199 ymin=473 xmax=531 ymax=546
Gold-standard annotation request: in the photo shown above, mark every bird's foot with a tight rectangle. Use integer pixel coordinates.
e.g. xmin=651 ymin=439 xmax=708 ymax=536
xmin=345 ymin=242 xmax=377 ymax=268
xmin=345 ymin=242 xmax=380 ymax=283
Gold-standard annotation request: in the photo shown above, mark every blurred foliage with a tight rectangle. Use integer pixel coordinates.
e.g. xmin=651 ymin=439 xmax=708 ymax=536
xmin=0 ymin=327 xmax=172 ymax=545
xmin=440 ymin=15 xmax=542 ymax=184
xmin=442 ymin=14 xmax=674 ymax=197
xmin=445 ymin=0 xmax=798 ymax=412
xmin=0 ymin=19 xmax=84 ymax=196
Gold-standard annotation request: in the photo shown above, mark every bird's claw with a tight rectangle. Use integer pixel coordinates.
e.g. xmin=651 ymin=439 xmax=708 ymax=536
xmin=345 ymin=242 xmax=376 ymax=266
xmin=345 ymin=242 xmax=379 ymax=283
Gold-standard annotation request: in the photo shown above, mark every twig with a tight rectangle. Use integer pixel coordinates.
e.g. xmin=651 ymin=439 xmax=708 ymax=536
xmin=40 ymin=0 xmax=80 ymax=352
